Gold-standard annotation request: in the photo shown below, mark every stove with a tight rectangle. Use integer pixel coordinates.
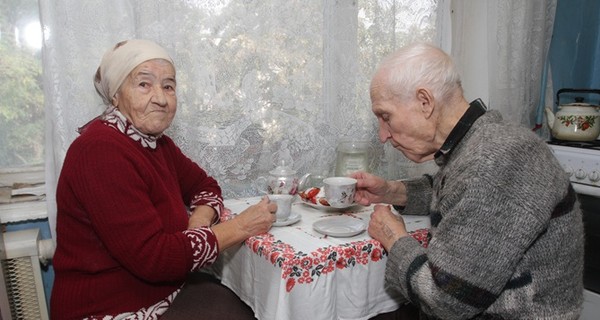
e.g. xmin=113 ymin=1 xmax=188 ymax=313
xmin=547 ymin=140 xmax=600 ymax=197
xmin=547 ymin=140 xmax=600 ymax=319
xmin=548 ymin=138 xmax=600 ymax=149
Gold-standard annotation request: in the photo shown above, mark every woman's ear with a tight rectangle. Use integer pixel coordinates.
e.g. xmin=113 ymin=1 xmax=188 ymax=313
xmin=416 ymin=88 xmax=434 ymax=118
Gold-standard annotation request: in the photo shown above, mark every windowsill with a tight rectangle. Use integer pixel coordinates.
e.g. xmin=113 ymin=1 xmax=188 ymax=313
xmin=0 ymin=201 xmax=47 ymax=224
xmin=0 ymin=165 xmax=44 ymax=185
xmin=0 ymin=165 xmax=47 ymax=223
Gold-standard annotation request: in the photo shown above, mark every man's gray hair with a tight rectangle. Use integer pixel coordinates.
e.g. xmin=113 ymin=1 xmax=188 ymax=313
xmin=375 ymin=42 xmax=462 ymax=103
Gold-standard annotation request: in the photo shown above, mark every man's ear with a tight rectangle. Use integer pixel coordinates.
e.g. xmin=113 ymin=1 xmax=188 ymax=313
xmin=416 ymin=88 xmax=434 ymax=118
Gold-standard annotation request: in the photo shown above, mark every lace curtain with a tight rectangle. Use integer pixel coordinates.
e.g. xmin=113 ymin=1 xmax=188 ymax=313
xmin=41 ymin=0 xmax=556 ymax=239
xmin=452 ymin=0 xmax=557 ymax=132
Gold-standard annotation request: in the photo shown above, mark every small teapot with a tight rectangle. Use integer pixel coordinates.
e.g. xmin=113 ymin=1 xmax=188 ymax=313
xmin=545 ymin=88 xmax=600 ymax=142
xmin=254 ymin=160 xmax=310 ymax=195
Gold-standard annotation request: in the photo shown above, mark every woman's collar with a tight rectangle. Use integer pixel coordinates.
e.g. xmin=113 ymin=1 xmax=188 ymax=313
xmin=101 ymin=106 xmax=162 ymax=149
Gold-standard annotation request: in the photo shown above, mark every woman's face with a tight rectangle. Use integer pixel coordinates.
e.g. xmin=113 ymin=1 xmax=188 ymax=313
xmin=113 ymin=59 xmax=177 ymax=136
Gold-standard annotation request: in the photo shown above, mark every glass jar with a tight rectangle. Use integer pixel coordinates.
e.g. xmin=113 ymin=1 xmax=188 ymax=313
xmin=334 ymin=140 xmax=370 ymax=176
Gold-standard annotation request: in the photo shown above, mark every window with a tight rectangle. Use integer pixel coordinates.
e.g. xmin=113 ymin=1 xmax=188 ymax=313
xmin=0 ymin=0 xmax=44 ymax=168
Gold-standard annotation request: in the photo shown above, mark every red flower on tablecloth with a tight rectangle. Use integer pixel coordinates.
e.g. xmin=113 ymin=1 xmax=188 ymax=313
xmin=270 ymin=252 xmax=278 ymax=264
xmin=355 ymin=251 xmax=368 ymax=265
xmin=410 ymin=229 xmax=429 ymax=248
xmin=371 ymin=248 xmax=382 ymax=262
xmin=286 ymin=278 xmax=296 ymax=292
xmin=301 ymin=256 xmax=312 ymax=268
xmin=343 ymin=247 xmax=355 ymax=259
xmin=336 ymin=258 xmax=347 ymax=269
xmin=251 ymin=239 xmax=260 ymax=252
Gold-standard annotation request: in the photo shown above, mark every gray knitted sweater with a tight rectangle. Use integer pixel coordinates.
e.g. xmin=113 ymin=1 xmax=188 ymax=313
xmin=387 ymin=103 xmax=584 ymax=319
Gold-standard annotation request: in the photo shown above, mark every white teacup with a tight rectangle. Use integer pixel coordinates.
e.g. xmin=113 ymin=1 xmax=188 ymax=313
xmin=323 ymin=177 xmax=357 ymax=208
xmin=268 ymin=194 xmax=294 ymax=221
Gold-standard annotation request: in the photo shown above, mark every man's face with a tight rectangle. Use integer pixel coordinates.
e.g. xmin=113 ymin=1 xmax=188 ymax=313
xmin=370 ymin=78 xmax=437 ymax=163
xmin=113 ymin=59 xmax=177 ymax=136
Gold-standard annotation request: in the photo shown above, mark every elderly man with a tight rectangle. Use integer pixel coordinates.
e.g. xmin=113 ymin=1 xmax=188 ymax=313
xmin=353 ymin=43 xmax=584 ymax=319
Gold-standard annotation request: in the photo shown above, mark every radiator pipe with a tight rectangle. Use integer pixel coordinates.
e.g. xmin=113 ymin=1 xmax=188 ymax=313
xmin=38 ymin=238 xmax=54 ymax=266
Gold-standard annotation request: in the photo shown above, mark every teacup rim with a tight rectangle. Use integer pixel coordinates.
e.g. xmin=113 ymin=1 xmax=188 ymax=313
xmin=323 ymin=177 xmax=357 ymax=185
xmin=267 ymin=194 xmax=295 ymax=199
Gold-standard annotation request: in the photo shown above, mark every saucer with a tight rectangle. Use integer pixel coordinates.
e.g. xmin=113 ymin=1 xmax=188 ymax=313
xmin=299 ymin=187 xmax=357 ymax=211
xmin=312 ymin=216 xmax=366 ymax=237
xmin=273 ymin=212 xmax=301 ymax=227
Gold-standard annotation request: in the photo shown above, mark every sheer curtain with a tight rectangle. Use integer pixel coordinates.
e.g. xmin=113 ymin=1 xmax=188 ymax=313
xmin=41 ymin=0 xmax=443 ymax=238
xmin=41 ymin=0 xmax=556 ymax=240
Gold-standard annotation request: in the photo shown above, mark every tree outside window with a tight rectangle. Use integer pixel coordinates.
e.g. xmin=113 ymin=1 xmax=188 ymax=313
xmin=0 ymin=0 xmax=44 ymax=168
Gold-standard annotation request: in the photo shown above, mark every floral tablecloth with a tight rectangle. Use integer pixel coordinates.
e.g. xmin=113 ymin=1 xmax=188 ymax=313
xmin=208 ymin=196 xmax=430 ymax=320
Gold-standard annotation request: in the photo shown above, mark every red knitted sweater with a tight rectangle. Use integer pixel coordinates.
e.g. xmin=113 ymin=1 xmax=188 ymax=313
xmin=51 ymin=119 xmax=222 ymax=319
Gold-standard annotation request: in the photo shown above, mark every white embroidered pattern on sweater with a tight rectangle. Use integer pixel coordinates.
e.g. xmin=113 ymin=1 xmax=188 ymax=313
xmin=191 ymin=191 xmax=224 ymax=217
xmin=102 ymin=106 xmax=160 ymax=149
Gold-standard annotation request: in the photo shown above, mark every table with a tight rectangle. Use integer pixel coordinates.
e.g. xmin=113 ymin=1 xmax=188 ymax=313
xmin=208 ymin=196 xmax=430 ymax=320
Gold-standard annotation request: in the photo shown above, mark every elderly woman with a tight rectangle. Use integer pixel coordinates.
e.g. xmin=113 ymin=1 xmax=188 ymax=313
xmin=51 ymin=39 xmax=275 ymax=320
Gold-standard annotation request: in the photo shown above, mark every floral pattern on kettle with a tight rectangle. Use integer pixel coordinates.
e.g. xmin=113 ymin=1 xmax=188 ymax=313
xmin=558 ymin=115 xmax=597 ymax=131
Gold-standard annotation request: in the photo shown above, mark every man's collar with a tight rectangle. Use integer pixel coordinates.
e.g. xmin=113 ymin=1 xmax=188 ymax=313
xmin=434 ymin=99 xmax=487 ymax=159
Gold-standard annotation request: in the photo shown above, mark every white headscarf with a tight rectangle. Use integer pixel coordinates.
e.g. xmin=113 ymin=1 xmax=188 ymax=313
xmin=93 ymin=39 xmax=174 ymax=105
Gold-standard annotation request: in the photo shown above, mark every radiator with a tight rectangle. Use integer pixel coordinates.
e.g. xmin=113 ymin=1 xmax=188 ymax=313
xmin=1 ymin=228 xmax=54 ymax=320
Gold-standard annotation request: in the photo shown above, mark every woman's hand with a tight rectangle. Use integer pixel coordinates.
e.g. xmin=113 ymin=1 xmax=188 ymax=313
xmin=368 ymin=204 xmax=408 ymax=251
xmin=234 ymin=196 xmax=278 ymax=238
xmin=211 ymin=196 xmax=277 ymax=250
xmin=350 ymin=171 xmax=407 ymax=206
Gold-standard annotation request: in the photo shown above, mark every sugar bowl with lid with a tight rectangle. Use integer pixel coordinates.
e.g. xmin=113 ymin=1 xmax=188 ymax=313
xmin=254 ymin=160 xmax=301 ymax=195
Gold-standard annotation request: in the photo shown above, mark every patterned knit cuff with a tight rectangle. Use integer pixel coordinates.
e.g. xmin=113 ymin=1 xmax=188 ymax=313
xmin=190 ymin=191 xmax=224 ymax=225
xmin=182 ymin=227 xmax=219 ymax=271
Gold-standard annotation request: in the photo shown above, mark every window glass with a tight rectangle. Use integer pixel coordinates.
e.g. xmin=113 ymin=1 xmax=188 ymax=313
xmin=0 ymin=0 xmax=44 ymax=168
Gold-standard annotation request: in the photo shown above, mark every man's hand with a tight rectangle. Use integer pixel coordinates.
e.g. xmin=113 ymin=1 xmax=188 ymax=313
xmin=368 ymin=204 xmax=409 ymax=251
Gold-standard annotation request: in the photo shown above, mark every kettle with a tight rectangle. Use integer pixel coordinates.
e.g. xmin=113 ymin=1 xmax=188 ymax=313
xmin=545 ymin=88 xmax=600 ymax=141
